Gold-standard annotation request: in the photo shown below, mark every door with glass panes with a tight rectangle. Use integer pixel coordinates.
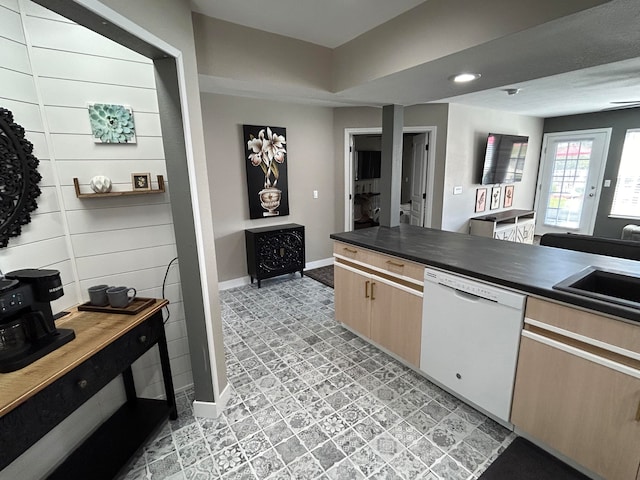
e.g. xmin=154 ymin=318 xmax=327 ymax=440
xmin=535 ymin=129 xmax=611 ymax=235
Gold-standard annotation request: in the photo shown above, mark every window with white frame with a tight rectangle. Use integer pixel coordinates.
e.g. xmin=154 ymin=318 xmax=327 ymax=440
xmin=610 ymin=129 xmax=640 ymax=219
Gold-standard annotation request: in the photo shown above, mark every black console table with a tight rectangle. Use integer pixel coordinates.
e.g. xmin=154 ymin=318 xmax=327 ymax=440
xmin=245 ymin=223 xmax=305 ymax=287
xmin=0 ymin=300 xmax=176 ymax=479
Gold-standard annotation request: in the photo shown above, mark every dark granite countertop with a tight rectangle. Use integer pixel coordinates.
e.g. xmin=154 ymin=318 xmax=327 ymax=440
xmin=330 ymin=225 xmax=640 ymax=324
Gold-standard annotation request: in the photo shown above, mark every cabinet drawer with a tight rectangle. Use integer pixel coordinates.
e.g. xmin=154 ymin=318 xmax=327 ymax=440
xmin=333 ymin=241 xmax=424 ymax=282
xmin=525 ymin=297 xmax=640 ymax=355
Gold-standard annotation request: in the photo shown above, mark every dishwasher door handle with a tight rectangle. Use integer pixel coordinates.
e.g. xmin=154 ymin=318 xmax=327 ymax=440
xmin=437 ymin=282 xmax=495 ymax=303
xmin=454 ymin=289 xmax=483 ymax=302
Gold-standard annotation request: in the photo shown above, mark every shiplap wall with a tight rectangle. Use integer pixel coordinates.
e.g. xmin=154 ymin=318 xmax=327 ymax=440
xmin=0 ymin=1 xmax=192 ymax=476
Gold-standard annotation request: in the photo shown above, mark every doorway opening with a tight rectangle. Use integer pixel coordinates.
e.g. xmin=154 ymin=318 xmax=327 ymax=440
xmin=344 ymin=126 xmax=436 ymax=231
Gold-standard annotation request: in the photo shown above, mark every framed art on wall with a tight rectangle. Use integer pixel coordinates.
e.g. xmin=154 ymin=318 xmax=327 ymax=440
xmin=475 ymin=188 xmax=487 ymax=213
xmin=504 ymin=185 xmax=514 ymax=208
xmin=88 ymin=103 xmax=136 ymax=143
xmin=243 ymin=125 xmax=289 ymax=219
xmin=490 ymin=186 xmax=501 ymax=210
xmin=132 ymin=173 xmax=151 ymax=190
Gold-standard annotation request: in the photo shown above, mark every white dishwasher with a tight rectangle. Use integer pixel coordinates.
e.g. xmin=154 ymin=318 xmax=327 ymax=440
xmin=420 ymin=268 xmax=525 ymax=423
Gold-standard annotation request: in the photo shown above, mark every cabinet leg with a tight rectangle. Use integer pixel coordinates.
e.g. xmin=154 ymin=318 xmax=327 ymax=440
xmin=300 ymin=270 xmax=304 ymax=278
xmin=257 ymin=279 xmax=261 ymax=288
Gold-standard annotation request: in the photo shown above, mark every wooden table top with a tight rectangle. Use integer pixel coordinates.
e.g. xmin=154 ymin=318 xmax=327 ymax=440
xmin=0 ymin=299 xmax=168 ymax=417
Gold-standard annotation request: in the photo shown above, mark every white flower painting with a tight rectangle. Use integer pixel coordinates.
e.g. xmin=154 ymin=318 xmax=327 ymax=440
xmin=244 ymin=125 xmax=289 ymax=219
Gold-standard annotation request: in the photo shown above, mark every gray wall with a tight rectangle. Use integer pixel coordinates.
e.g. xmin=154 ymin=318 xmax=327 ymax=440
xmin=543 ymin=108 xmax=640 ymax=239
xmin=444 ymin=104 xmax=543 ymax=233
xmin=199 ymin=93 xmax=336 ymax=282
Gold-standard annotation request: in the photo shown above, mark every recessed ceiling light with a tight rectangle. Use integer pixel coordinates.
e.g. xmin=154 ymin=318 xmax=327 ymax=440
xmin=451 ymin=73 xmax=481 ymax=83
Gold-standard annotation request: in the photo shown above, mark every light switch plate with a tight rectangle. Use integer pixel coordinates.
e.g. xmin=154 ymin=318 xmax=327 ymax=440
xmin=604 ymin=179 xmax=611 ymax=187
xmin=313 ymin=190 xmax=318 ymax=198
xmin=453 ymin=186 xmax=463 ymax=195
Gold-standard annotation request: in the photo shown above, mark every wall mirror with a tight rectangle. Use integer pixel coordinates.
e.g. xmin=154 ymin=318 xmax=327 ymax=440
xmin=0 ymin=108 xmax=41 ymax=248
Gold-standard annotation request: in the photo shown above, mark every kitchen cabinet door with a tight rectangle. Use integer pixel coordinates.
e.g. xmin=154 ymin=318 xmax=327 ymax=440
xmin=369 ymin=278 xmax=422 ymax=367
xmin=334 ymin=263 xmax=371 ymax=338
xmin=511 ymin=335 xmax=640 ymax=480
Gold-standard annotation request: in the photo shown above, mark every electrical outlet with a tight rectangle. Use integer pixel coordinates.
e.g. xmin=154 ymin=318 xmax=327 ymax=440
xmin=604 ymin=179 xmax=611 ymax=187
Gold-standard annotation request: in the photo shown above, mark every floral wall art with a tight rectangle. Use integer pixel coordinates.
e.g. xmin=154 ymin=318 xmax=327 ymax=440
xmin=490 ymin=186 xmax=501 ymax=210
xmin=88 ymin=103 xmax=136 ymax=143
xmin=475 ymin=188 xmax=487 ymax=213
xmin=243 ymin=125 xmax=289 ymax=219
xmin=503 ymin=185 xmax=514 ymax=208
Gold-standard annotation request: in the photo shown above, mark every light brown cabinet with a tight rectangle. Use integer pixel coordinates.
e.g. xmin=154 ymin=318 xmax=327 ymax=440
xmin=333 ymin=243 xmax=423 ymax=367
xmin=334 ymin=264 xmax=371 ymax=338
xmin=511 ymin=298 xmax=640 ymax=480
xmin=369 ymin=277 xmax=423 ymax=366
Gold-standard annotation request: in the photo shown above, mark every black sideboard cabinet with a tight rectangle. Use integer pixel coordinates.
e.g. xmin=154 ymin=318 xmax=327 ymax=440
xmin=245 ymin=223 xmax=305 ymax=287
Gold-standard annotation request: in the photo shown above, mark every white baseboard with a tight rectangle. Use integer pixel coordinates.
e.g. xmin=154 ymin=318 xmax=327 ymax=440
xmin=218 ymin=276 xmax=252 ymax=291
xmin=217 ymin=257 xmax=333 ymax=291
xmin=305 ymin=257 xmax=334 ymax=269
xmin=192 ymin=384 xmax=231 ymax=418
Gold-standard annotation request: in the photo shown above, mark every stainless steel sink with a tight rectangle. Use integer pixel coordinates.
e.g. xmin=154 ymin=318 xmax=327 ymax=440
xmin=553 ymin=266 xmax=640 ymax=309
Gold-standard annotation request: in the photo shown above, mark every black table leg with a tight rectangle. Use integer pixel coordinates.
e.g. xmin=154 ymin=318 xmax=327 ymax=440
xmin=122 ymin=367 xmax=136 ymax=404
xmin=157 ymin=329 xmax=178 ymax=420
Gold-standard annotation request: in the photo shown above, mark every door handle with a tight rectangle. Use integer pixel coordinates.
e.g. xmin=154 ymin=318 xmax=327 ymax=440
xmin=365 ymin=280 xmax=370 ymax=298
xmin=636 ymin=399 xmax=640 ymax=422
xmin=343 ymin=247 xmax=357 ymax=254
xmin=371 ymin=282 xmax=376 ymax=300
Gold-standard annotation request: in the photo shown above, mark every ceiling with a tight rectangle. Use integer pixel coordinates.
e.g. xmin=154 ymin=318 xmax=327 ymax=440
xmin=191 ymin=0 xmax=640 ymax=118
xmin=190 ymin=0 xmax=427 ymax=48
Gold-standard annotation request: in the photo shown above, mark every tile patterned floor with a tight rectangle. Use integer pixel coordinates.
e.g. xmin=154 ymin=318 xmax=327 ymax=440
xmin=119 ymin=276 xmax=515 ymax=480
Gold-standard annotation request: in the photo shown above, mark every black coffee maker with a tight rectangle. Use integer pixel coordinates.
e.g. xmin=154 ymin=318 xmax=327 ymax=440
xmin=0 ymin=269 xmax=75 ymax=372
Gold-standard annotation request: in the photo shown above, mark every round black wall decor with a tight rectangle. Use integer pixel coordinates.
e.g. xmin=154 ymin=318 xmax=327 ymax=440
xmin=0 ymin=107 xmax=41 ymax=248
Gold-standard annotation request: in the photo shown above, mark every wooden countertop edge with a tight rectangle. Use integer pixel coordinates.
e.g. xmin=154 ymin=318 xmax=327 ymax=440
xmin=0 ymin=299 xmax=168 ymax=418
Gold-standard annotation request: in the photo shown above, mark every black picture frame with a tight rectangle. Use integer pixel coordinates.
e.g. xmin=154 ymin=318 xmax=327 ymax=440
xmin=243 ymin=125 xmax=289 ymax=219
xmin=490 ymin=186 xmax=501 ymax=210
xmin=131 ymin=173 xmax=151 ymax=190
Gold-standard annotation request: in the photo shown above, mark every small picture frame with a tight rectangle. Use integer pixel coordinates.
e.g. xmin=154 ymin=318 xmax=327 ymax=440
xmin=132 ymin=173 xmax=151 ymax=191
xmin=475 ymin=188 xmax=487 ymax=213
xmin=504 ymin=185 xmax=514 ymax=208
xmin=490 ymin=186 xmax=501 ymax=210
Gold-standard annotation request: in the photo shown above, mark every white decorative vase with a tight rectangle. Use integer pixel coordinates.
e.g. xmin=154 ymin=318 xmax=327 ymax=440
xmin=90 ymin=175 xmax=112 ymax=193
xmin=258 ymin=187 xmax=281 ymax=216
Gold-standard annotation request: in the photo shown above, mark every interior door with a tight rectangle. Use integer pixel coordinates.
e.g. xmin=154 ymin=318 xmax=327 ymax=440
xmin=535 ymin=129 xmax=611 ymax=235
xmin=409 ymin=133 xmax=428 ymax=226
